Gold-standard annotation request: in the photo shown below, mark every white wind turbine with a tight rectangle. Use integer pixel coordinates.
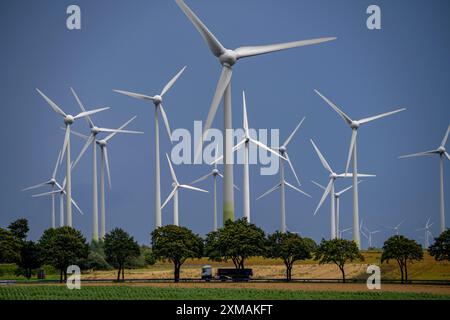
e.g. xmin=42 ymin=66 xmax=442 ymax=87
xmin=212 ymin=91 xmax=286 ymax=222
xmin=387 ymin=220 xmax=405 ymax=236
xmin=22 ymin=150 xmax=62 ymax=228
xmin=311 ymin=180 xmax=362 ymax=239
xmin=315 ymin=89 xmax=405 ymax=247
xmin=36 ymin=88 xmax=109 ymax=227
xmin=162 ymin=154 xmax=208 ymax=226
xmin=70 ymin=89 xmax=142 ymax=241
xmin=310 ymin=139 xmax=374 ymax=239
xmin=176 ymin=0 xmax=336 ymax=224
xmin=95 ymin=117 xmax=143 ymax=239
xmin=362 ymin=224 xmax=381 ymax=248
xmin=191 ymin=151 xmax=239 ymax=231
xmin=416 ymin=217 xmax=434 ymax=248
xmin=32 ymin=177 xmax=84 ymax=226
xmin=114 ymin=66 xmax=186 ymax=230
xmin=399 ymin=125 xmax=450 ymax=233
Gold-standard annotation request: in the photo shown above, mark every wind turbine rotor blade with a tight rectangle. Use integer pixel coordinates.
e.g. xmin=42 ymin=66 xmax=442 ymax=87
xmin=256 ymin=183 xmax=281 ymax=201
xmin=441 ymin=125 xmax=450 ymax=147
xmin=285 ymin=152 xmax=301 ymax=186
xmin=311 ymin=180 xmax=326 ymax=191
xmin=70 ymin=197 xmax=84 ymax=215
xmin=52 ymin=150 xmax=62 ymax=179
xmin=104 ymin=147 xmax=112 ymax=189
xmin=72 ymin=135 xmax=95 ymax=170
xmin=74 ymin=107 xmax=110 ymax=120
xmin=104 ymin=116 xmax=138 ymax=142
xmin=235 ymin=37 xmax=337 ymax=59
xmin=22 ymin=181 xmax=51 ymax=192
xmin=338 ymin=173 xmax=375 ymax=178
xmin=250 ymin=138 xmax=287 ymax=160
xmin=70 ymin=87 xmax=94 ymax=128
xmin=61 ymin=126 xmax=71 ymax=164
xmin=398 ymin=150 xmax=440 ymax=159
xmin=345 ymin=129 xmax=357 ymax=174
xmin=242 ymin=91 xmax=249 ymax=135
xmin=358 ymin=108 xmax=407 ymax=125
xmin=314 ymin=180 xmax=333 ymax=215
xmin=175 ymin=0 xmax=225 ymax=57
xmin=283 ymin=117 xmax=305 ymax=148
xmin=113 ymin=90 xmax=155 ymax=101
xmin=165 ymin=153 xmax=178 ymax=183
xmin=179 ymin=184 xmax=209 ymax=193
xmin=160 ymin=66 xmax=187 ymax=97
xmin=65 ymin=127 xmax=89 ymax=140
xmin=212 ymin=139 xmax=246 ymax=164
xmin=159 ymin=104 xmax=172 ymax=141
xmin=161 ymin=187 xmax=177 ymax=210
xmin=445 ymin=152 xmax=450 ymax=161
xmin=36 ymin=88 xmax=67 ymax=117
xmin=314 ymin=89 xmax=352 ymax=125
xmin=32 ymin=190 xmax=60 ymax=197
xmin=336 ymin=184 xmax=354 ymax=196
xmin=190 ymin=173 xmax=212 ymax=185
xmin=310 ymin=139 xmax=333 ymax=173
xmin=98 ymin=128 xmax=143 ymax=134
xmin=285 ymin=181 xmax=311 ymax=198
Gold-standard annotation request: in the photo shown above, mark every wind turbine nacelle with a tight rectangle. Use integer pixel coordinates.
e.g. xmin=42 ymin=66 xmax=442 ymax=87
xmin=438 ymin=146 xmax=446 ymax=153
xmin=153 ymin=95 xmax=163 ymax=105
xmin=91 ymin=126 xmax=101 ymax=134
xmin=212 ymin=168 xmax=219 ymax=175
xmin=279 ymin=146 xmax=287 ymax=154
xmin=350 ymin=121 xmax=360 ymax=129
xmin=219 ymin=50 xmax=238 ymax=67
xmin=64 ymin=115 xmax=75 ymax=125
xmin=97 ymin=140 xmax=107 ymax=147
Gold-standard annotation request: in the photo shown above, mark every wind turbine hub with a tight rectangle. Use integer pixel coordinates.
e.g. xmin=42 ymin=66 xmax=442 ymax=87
xmin=64 ymin=115 xmax=75 ymax=125
xmin=330 ymin=172 xmax=338 ymax=179
xmin=438 ymin=146 xmax=446 ymax=153
xmin=350 ymin=121 xmax=360 ymax=129
xmin=279 ymin=146 xmax=286 ymax=153
xmin=219 ymin=50 xmax=237 ymax=67
xmin=172 ymin=182 xmax=177 ymax=188
xmin=97 ymin=140 xmax=107 ymax=147
xmin=91 ymin=126 xmax=102 ymax=135
xmin=153 ymin=95 xmax=163 ymax=105
xmin=212 ymin=168 xmax=219 ymax=175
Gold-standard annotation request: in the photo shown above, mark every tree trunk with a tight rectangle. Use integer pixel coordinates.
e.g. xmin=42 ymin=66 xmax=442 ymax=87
xmin=398 ymin=261 xmax=404 ymax=284
xmin=174 ymin=262 xmax=180 ymax=283
xmin=404 ymin=259 xmax=408 ymax=284
xmin=122 ymin=267 xmax=125 ymax=280
xmin=117 ymin=266 xmax=121 ymax=282
xmin=60 ymin=269 xmax=63 ymax=283
xmin=339 ymin=266 xmax=346 ymax=283
xmin=64 ymin=270 xmax=67 ymax=282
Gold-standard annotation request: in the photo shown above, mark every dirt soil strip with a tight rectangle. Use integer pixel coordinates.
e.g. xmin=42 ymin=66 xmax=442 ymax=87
xmin=62 ymin=282 xmax=450 ymax=295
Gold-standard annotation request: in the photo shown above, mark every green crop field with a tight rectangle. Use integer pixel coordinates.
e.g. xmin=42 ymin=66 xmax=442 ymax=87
xmin=0 ymin=285 xmax=449 ymax=300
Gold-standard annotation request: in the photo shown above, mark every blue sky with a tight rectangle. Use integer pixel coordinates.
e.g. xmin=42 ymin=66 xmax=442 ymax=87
xmin=0 ymin=0 xmax=449 ymax=247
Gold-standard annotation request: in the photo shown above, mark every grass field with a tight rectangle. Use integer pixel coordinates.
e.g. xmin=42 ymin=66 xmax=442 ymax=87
xmin=0 ymin=285 xmax=449 ymax=300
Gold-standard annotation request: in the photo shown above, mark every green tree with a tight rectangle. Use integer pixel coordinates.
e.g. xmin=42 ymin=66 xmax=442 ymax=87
xmin=266 ymin=232 xmax=316 ymax=281
xmin=428 ymin=229 xmax=450 ymax=261
xmin=205 ymin=218 xmax=265 ymax=270
xmin=314 ymin=238 xmax=364 ymax=283
xmin=38 ymin=227 xmax=89 ymax=282
xmin=104 ymin=228 xmax=140 ymax=281
xmin=381 ymin=235 xmax=423 ymax=284
xmin=151 ymin=225 xmax=203 ymax=282
xmin=16 ymin=241 xmax=41 ymax=279
xmin=8 ymin=218 xmax=29 ymax=241
xmin=0 ymin=228 xmax=22 ymax=263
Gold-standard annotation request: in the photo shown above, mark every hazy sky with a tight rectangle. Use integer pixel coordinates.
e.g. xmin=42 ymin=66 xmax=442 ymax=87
xmin=0 ymin=0 xmax=449 ymax=248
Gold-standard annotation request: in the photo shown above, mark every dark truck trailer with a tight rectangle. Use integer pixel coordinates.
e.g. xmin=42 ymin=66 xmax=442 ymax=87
xmin=216 ymin=268 xmax=253 ymax=281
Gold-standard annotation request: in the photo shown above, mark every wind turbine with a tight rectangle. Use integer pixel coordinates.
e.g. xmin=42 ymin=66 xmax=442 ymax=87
xmin=176 ymin=0 xmax=336 ymax=224
xmin=69 ymin=89 xmax=142 ymax=241
xmin=22 ymin=150 xmax=62 ymax=228
xmin=387 ymin=220 xmax=405 ymax=236
xmin=191 ymin=151 xmax=238 ymax=231
xmin=32 ymin=178 xmax=84 ymax=225
xmin=339 ymin=227 xmax=352 ymax=239
xmin=311 ymin=180 xmax=362 ymax=239
xmin=362 ymin=225 xmax=381 ymax=248
xmin=213 ymin=91 xmax=286 ymax=222
xmin=162 ymin=154 xmax=208 ymax=226
xmin=416 ymin=217 xmax=434 ymax=248
xmin=114 ymin=66 xmax=186 ymax=231
xmin=315 ymin=89 xmax=405 ymax=248
xmin=94 ymin=117 xmax=143 ymax=239
xmin=310 ymin=139 xmax=374 ymax=239
xmin=399 ymin=124 xmax=450 ymax=233
xmin=36 ymin=88 xmax=109 ymax=227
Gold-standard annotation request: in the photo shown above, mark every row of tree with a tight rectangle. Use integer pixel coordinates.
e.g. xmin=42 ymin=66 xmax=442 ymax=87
xmin=1 ymin=218 xmax=449 ymax=283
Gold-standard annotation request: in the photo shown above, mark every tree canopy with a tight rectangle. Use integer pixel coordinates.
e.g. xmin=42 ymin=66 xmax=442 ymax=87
xmin=205 ymin=218 xmax=265 ymax=270
xmin=16 ymin=240 xmax=41 ymax=279
xmin=0 ymin=228 xmax=22 ymax=263
xmin=381 ymin=235 xmax=423 ymax=284
xmin=428 ymin=229 xmax=450 ymax=261
xmin=8 ymin=218 xmax=29 ymax=241
xmin=151 ymin=225 xmax=203 ymax=282
xmin=314 ymin=238 xmax=363 ymax=283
